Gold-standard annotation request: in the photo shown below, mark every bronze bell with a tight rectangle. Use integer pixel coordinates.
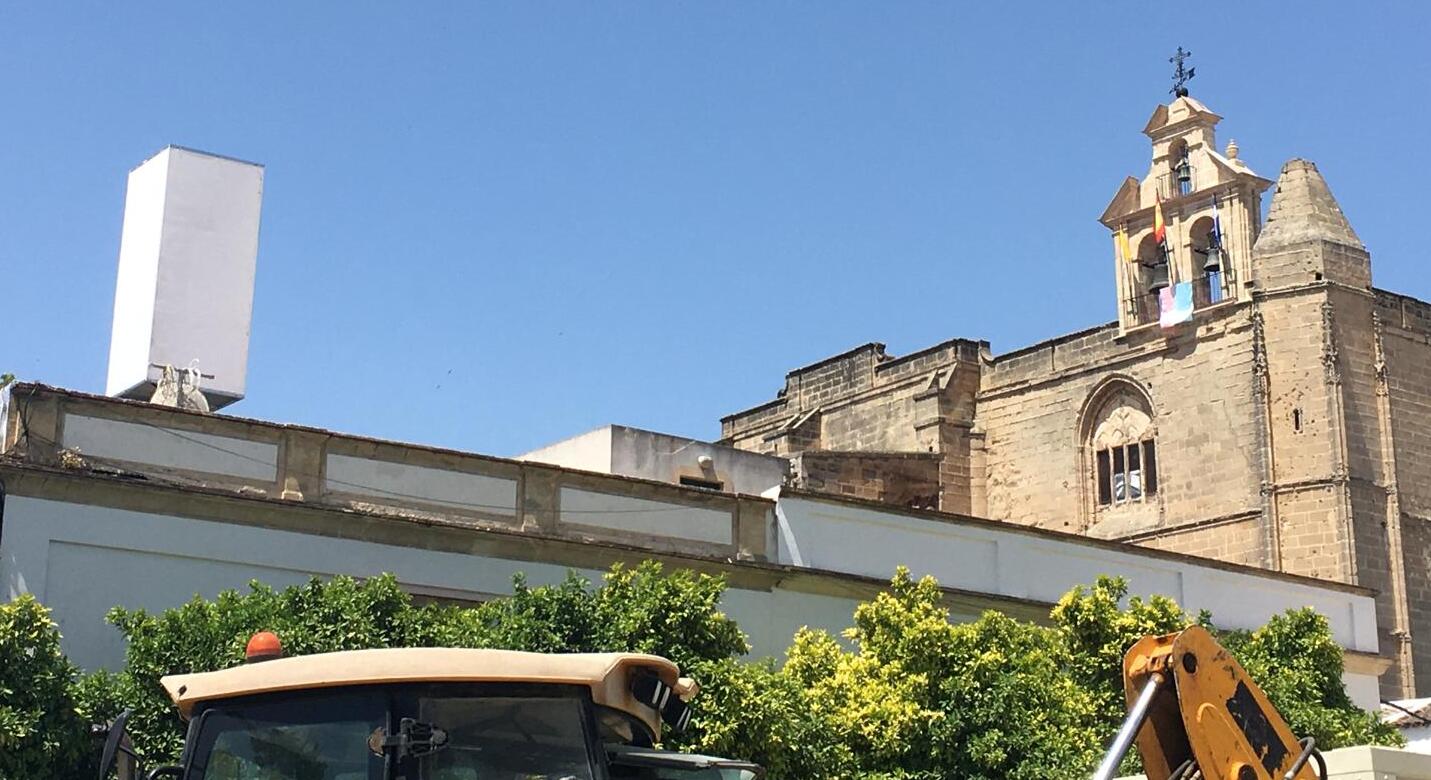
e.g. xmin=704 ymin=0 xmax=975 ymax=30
xmin=1175 ymin=156 xmax=1193 ymax=187
xmin=1146 ymin=262 xmax=1170 ymax=293
xmin=1202 ymin=243 xmax=1222 ymax=273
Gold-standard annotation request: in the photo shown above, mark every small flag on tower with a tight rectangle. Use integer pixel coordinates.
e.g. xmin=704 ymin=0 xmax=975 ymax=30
xmin=1210 ymin=195 xmax=1223 ymax=245
xmin=1113 ymin=226 xmax=1133 ymax=263
xmin=1153 ymin=195 xmax=1167 ymax=245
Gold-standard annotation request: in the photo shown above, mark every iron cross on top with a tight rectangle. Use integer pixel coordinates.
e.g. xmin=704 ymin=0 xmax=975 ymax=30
xmin=1170 ymin=47 xmax=1195 ymax=97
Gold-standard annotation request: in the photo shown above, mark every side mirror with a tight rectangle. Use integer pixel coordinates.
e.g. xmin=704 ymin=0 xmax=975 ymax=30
xmin=97 ymin=709 xmax=139 ymax=780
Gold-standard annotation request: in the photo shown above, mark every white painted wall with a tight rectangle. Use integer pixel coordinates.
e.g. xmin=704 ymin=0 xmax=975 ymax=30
xmin=606 ymin=426 xmax=788 ymax=496
xmin=519 ymin=427 xmax=614 ymax=474
xmin=560 ymin=487 xmax=733 ymax=546
xmin=63 ymin=414 xmax=278 ymax=481
xmin=105 ymin=147 xmax=263 ymax=407
xmin=0 ymin=496 xmax=847 ymax=670
xmin=325 ymin=453 xmax=517 ymax=515
xmin=522 ymin=425 xmax=788 ymax=496
xmin=774 ymin=492 xmax=1384 ymax=709
xmin=1405 ymin=725 xmax=1431 ymax=755
xmin=774 ymin=493 xmax=1377 ymax=652
xmin=0 ymin=490 xmax=1386 ymax=711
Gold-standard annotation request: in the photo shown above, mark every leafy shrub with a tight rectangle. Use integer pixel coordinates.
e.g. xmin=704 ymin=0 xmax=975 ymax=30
xmin=51 ymin=564 xmax=1400 ymax=777
xmin=0 ymin=595 xmax=93 ymax=779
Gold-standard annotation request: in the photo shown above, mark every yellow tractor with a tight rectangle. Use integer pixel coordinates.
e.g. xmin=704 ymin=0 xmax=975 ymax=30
xmin=1093 ymin=626 xmax=1327 ymax=780
xmin=99 ymin=633 xmax=760 ymax=780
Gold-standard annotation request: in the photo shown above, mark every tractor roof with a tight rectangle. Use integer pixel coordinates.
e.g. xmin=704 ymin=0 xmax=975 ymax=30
xmin=160 ymin=647 xmax=691 ymax=737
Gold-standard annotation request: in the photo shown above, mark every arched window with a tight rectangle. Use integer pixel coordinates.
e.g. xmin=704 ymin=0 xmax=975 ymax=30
xmin=1168 ymin=138 xmax=1193 ymax=196
xmin=1189 ymin=215 xmax=1224 ymax=305
xmin=1136 ymin=233 xmax=1168 ymax=293
xmin=1083 ymin=381 xmax=1159 ymax=508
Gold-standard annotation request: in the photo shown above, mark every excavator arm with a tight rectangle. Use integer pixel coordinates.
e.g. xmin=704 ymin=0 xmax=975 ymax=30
xmin=1092 ymin=625 xmax=1326 ymax=780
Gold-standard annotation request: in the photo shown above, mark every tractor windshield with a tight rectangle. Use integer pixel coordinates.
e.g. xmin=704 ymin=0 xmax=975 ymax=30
xmin=184 ymin=688 xmax=601 ymax=780
xmin=185 ymin=691 xmax=384 ymax=780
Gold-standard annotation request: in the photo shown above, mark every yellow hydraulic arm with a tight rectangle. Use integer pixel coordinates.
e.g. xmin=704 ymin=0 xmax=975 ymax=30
xmin=1092 ymin=626 xmax=1325 ymax=780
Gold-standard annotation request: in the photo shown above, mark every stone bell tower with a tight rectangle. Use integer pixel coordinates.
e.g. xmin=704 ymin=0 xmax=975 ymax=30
xmin=1100 ymin=63 xmax=1273 ymax=332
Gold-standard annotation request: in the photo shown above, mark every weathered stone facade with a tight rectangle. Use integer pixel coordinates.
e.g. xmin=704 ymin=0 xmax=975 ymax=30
xmin=720 ymin=95 xmax=1431 ymax=697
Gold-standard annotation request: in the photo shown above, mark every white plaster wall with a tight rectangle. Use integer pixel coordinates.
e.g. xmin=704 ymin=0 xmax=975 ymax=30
xmin=522 ymin=426 xmax=788 ymax=496
xmin=606 ymin=426 xmax=788 ymax=496
xmin=63 ymin=414 xmax=278 ymax=481
xmin=0 ymin=496 xmax=817 ymax=670
xmin=560 ymin=487 xmax=733 ymax=545
xmin=1344 ymin=673 xmax=1383 ymax=718
xmin=1405 ymin=725 xmax=1431 ymax=756
xmin=0 ymin=492 xmax=1386 ymax=710
xmin=519 ymin=427 xmax=614 ymax=473
xmin=773 ymin=494 xmax=1378 ymax=654
xmin=775 ymin=494 xmax=1384 ymax=710
xmin=1 ymin=496 xmax=571 ymax=669
xmin=325 ymin=454 xmax=517 ymax=515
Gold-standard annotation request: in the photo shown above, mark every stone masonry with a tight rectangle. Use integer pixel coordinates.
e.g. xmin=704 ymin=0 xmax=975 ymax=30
xmin=720 ymin=95 xmax=1431 ymax=698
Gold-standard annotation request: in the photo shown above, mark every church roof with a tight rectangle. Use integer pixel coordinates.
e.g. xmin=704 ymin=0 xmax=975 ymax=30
xmin=1202 ymin=146 xmax=1262 ymax=181
xmin=1254 ymin=159 xmax=1364 ymax=251
xmin=1143 ymin=96 xmax=1222 ymax=137
xmin=1099 ymin=176 xmax=1141 ymax=226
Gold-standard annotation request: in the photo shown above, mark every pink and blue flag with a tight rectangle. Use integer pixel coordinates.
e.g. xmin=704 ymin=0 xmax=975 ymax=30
xmin=1159 ymin=281 xmax=1194 ymax=328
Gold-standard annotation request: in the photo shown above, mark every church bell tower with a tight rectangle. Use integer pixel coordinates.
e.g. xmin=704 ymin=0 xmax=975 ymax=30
xmin=1100 ymin=50 xmax=1273 ymax=332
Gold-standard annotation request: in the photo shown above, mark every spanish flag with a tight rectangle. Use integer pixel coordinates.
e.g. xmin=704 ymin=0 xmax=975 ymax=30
xmin=1153 ymin=195 xmax=1167 ymax=245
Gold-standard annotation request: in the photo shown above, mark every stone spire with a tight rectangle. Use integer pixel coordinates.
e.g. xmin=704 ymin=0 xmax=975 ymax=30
xmin=1255 ymin=159 xmax=1364 ymax=251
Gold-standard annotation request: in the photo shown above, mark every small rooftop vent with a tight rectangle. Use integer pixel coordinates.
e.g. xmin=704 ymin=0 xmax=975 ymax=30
xmin=105 ymin=146 xmax=264 ymax=411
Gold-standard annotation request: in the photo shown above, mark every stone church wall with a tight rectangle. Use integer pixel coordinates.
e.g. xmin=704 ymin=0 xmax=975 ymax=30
xmin=720 ymin=339 xmax=982 ymax=462
xmin=978 ymin=305 xmax=1264 ymax=542
xmin=1404 ymin=515 xmax=1431 ymax=694
xmin=791 ymin=451 xmax=942 ymax=508
xmin=1377 ymin=289 xmax=1431 ymax=694
xmin=1123 ymin=514 xmax=1265 ymax=567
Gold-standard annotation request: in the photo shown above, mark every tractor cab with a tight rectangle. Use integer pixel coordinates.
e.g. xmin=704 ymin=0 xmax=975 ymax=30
xmin=101 ymin=640 xmax=760 ymax=780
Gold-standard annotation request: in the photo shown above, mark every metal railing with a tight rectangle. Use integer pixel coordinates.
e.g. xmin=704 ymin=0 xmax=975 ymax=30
xmin=1126 ymin=272 xmax=1229 ymax=328
xmin=1128 ymin=288 xmax=1161 ymax=327
xmin=1191 ymin=272 xmax=1227 ymax=308
xmin=1155 ymin=165 xmax=1198 ymax=200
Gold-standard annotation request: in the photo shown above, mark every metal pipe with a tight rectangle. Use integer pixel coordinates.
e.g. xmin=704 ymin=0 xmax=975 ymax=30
xmin=1283 ymin=737 xmax=1320 ymax=780
xmin=1092 ymin=672 xmax=1165 ymax=780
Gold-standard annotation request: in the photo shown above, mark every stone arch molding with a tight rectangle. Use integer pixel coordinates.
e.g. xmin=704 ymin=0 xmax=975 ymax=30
xmin=1078 ymin=375 xmax=1157 ymax=447
xmin=1076 ymin=376 xmax=1160 ymax=529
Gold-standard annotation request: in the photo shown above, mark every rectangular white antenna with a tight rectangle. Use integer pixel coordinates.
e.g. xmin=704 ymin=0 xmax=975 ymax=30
xmin=105 ymin=146 xmax=264 ymax=410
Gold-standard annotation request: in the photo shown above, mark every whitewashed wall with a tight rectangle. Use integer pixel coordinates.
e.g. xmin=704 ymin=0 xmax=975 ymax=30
xmin=774 ymin=492 xmax=1383 ymax=709
xmin=0 ymin=496 xmax=853 ymax=669
xmin=0 ymin=489 xmax=1387 ymax=710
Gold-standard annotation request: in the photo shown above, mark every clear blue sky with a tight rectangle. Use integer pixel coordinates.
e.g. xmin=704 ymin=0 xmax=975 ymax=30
xmin=3 ymin=4 xmax=1428 ymax=457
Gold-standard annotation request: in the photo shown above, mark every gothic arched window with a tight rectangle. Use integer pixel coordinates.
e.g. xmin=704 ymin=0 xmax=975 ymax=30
xmin=1084 ymin=382 xmax=1159 ymax=507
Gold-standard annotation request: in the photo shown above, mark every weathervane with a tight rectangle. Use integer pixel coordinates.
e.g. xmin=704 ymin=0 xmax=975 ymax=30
xmin=1170 ymin=47 xmax=1195 ymax=97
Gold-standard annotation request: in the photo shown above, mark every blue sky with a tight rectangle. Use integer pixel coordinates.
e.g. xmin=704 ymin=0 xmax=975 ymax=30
xmin=3 ymin=4 xmax=1428 ymax=456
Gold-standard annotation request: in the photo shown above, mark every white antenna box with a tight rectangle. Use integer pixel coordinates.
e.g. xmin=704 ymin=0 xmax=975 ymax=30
xmin=105 ymin=146 xmax=264 ymax=410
